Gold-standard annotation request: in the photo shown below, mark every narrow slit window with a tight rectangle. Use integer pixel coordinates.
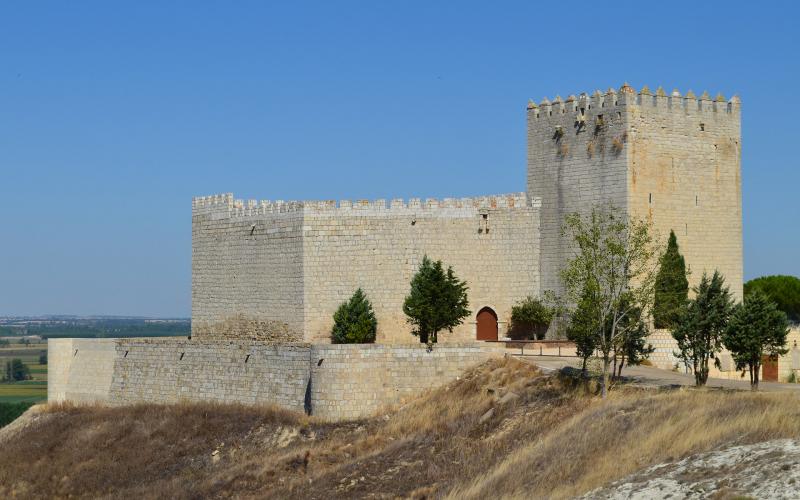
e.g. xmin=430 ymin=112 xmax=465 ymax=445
xmin=700 ymin=123 xmax=705 ymax=131
xmin=649 ymin=193 xmax=652 ymax=204
xmin=695 ymin=195 xmax=698 ymax=206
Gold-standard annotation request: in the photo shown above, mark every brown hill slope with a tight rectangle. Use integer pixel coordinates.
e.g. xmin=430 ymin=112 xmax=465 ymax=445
xmin=2 ymin=358 xmax=800 ymax=499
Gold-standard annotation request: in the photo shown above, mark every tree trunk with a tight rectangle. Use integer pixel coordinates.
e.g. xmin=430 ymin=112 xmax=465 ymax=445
xmin=617 ymin=355 xmax=625 ymax=379
xmin=601 ymin=357 xmax=610 ymax=398
xmin=752 ymin=361 xmax=760 ymax=391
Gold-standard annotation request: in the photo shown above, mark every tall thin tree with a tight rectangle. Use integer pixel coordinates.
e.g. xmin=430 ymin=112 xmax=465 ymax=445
xmin=653 ymin=230 xmax=689 ymax=329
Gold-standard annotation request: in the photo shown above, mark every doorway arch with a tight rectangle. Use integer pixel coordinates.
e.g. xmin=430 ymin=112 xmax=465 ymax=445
xmin=476 ymin=307 xmax=498 ymax=341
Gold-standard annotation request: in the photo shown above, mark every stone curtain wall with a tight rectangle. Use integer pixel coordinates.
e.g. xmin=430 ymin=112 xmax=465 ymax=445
xmin=302 ymin=196 xmax=540 ymax=343
xmin=108 ymin=339 xmax=310 ymax=411
xmin=48 ymin=339 xmax=117 ymax=403
xmin=309 ymin=343 xmax=505 ymax=419
xmin=193 ymin=193 xmax=541 ymax=344
xmin=192 ymin=194 xmax=305 ymax=341
xmin=48 ymin=338 xmax=503 ymax=420
xmin=527 ymin=86 xmax=743 ymax=298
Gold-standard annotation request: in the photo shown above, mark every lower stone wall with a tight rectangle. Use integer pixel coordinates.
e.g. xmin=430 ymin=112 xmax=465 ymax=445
xmin=48 ymin=339 xmax=117 ymax=403
xmin=48 ymin=338 xmax=503 ymax=420
xmin=309 ymin=343 xmax=505 ymax=420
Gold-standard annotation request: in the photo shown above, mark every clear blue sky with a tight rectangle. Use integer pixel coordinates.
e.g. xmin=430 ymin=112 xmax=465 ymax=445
xmin=1 ymin=2 xmax=798 ymax=317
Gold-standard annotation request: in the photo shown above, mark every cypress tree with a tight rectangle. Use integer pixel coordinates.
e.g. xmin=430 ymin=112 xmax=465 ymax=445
xmin=653 ymin=230 xmax=689 ymax=329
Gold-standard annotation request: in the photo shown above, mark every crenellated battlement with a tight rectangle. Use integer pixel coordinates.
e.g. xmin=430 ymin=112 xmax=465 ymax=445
xmin=527 ymin=83 xmax=740 ymax=120
xmin=193 ymin=192 xmax=537 ymax=219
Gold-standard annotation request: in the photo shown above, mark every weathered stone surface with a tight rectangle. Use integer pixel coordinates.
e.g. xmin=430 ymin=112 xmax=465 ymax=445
xmin=48 ymin=338 xmax=505 ymax=421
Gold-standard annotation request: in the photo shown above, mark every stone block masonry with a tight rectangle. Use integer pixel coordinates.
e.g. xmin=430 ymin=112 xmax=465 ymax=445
xmin=192 ymin=193 xmax=541 ymax=343
xmin=48 ymin=338 xmax=505 ymax=420
xmin=528 ymin=85 xmax=742 ymax=299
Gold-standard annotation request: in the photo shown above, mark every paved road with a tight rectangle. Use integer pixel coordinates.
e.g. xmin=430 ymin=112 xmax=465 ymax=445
xmin=518 ymin=355 xmax=800 ymax=393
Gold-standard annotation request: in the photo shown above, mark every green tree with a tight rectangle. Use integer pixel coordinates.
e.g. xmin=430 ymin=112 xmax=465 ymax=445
xmin=331 ymin=288 xmax=377 ymax=344
xmin=39 ymin=352 xmax=47 ymax=365
xmin=612 ymin=298 xmax=654 ymax=378
xmin=566 ymin=288 xmax=599 ymax=374
xmin=672 ymin=271 xmax=735 ymax=386
xmin=653 ymin=230 xmax=689 ymax=329
xmin=403 ymin=256 xmax=470 ymax=346
xmin=4 ymin=359 xmax=30 ymax=382
xmin=744 ymin=275 xmax=800 ymax=323
xmin=509 ymin=296 xmax=554 ymax=340
xmin=560 ymin=204 xmax=660 ymax=397
xmin=723 ymin=289 xmax=789 ymax=390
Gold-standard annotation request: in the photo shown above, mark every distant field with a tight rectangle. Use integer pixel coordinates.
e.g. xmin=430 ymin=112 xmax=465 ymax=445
xmin=0 ymin=344 xmax=48 ymax=403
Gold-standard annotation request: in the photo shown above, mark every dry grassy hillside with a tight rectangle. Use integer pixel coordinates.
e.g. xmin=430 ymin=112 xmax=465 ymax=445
xmin=2 ymin=358 xmax=800 ymax=499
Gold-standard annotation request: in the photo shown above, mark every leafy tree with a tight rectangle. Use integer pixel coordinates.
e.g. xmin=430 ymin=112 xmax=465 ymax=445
xmin=612 ymin=298 xmax=654 ymax=378
xmin=672 ymin=271 xmax=735 ymax=386
xmin=566 ymin=289 xmax=599 ymax=374
xmin=403 ymin=256 xmax=470 ymax=346
xmin=509 ymin=296 xmax=554 ymax=340
xmin=560 ymin=204 xmax=660 ymax=397
xmin=4 ymin=359 xmax=30 ymax=382
xmin=653 ymin=230 xmax=689 ymax=329
xmin=331 ymin=288 xmax=377 ymax=344
xmin=744 ymin=275 xmax=800 ymax=323
xmin=722 ymin=289 xmax=789 ymax=390
xmin=39 ymin=352 xmax=47 ymax=365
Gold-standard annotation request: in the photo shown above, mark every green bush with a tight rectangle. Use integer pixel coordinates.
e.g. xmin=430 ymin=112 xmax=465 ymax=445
xmin=509 ymin=296 xmax=553 ymax=340
xmin=331 ymin=288 xmax=377 ymax=344
xmin=0 ymin=401 xmax=34 ymax=428
xmin=744 ymin=275 xmax=800 ymax=323
xmin=39 ymin=352 xmax=47 ymax=365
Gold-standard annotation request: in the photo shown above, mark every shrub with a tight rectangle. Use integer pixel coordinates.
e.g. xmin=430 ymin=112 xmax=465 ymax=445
xmin=331 ymin=288 xmax=377 ymax=344
xmin=39 ymin=352 xmax=47 ymax=365
xmin=744 ymin=275 xmax=800 ymax=323
xmin=0 ymin=402 xmax=33 ymax=429
xmin=509 ymin=297 xmax=553 ymax=340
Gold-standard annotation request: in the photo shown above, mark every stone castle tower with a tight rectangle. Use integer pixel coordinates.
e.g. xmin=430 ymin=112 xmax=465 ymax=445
xmin=527 ymin=84 xmax=742 ymax=299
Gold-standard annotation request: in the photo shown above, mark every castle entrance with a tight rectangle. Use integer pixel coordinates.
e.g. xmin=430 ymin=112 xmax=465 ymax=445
xmin=762 ymin=355 xmax=779 ymax=382
xmin=476 ymin=307 xmax=498 ymax=341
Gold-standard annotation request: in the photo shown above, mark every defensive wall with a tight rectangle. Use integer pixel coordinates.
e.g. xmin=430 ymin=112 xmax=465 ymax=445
xmin=528 ymin=85 xmax=742 ymax=298
xmin=48 ymin=338 xmax=505 ymax=420
xmin=192 ymin=193 xmax=541 ymax=344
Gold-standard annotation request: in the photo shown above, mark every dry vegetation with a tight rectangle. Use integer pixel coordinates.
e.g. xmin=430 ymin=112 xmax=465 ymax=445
xmin=2 ymin=358 xmax=800 ymax=499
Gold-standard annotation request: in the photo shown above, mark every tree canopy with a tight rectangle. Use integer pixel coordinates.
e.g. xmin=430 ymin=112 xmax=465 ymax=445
xmin=509 ymin=296 xmax=553 ymax=340
xmin=723 ymin=289 xmax=789 ymax=390
xmin=653 ymin=230 xmax=689 ymax=329
xmin=560 ymin=204 xmax=660 ymax=397
xmin=403 ymin=256 xmax=470 ymax=346
xmin=672 ymin=271 xmax=735 ymax=386
xmin=331 ymin=288 xmax=377 ymax=344
xmin=744 ymin=275 xmax=800 ymax=323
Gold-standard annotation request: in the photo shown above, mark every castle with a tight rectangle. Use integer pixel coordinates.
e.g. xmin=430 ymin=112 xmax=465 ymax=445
xmin=48 ymin=83 xmax=747 ymax=419
xmin=192 ymin=83 xmax=743 ymax=344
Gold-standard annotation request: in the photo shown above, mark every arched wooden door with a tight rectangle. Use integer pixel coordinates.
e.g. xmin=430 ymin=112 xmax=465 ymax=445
xmin=476 ymin=307 xmax=498 ymax=341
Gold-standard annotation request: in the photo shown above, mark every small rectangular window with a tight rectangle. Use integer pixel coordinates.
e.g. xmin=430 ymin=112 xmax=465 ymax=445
xmin=700 ymin=123 xmax=705 ymax=131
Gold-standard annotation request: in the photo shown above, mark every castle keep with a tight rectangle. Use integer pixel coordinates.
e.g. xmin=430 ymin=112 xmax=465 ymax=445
xmin=193 ymin=83 xmax=743 ymax=344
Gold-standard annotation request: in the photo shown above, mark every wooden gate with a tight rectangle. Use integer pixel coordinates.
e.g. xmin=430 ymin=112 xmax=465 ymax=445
xmin=762 ymin=355 xmax=779 ymax=382
xmin=476 ymin=307 xmax=498 ymax=341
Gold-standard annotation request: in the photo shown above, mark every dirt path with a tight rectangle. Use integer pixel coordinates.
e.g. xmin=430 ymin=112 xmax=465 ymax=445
xmin=518 ymin=356 xmax=800 ymax=392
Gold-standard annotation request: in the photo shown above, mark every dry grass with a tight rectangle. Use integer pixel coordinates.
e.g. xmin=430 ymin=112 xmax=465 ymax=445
xmin=449 ymin=388 xmax=800 ymax=499
xmin=2 ymin=358 xmax=800 ymax=499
